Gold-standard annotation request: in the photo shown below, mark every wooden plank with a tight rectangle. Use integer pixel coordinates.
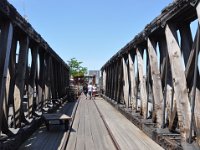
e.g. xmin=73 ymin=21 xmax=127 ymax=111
xmin=113 ymin=64 xmax=117 ymax=99
xmin=117 ymin=59 xmax=123 ymax=103
xmin=111 ymin=64 xmax=115 ymax=99
xmin=128 ymin=53 xmax=137 ymax=110
xmin=179 ymin=24 xmax=193 ymax=65
xmin=122 ymin=57 xmax=129 ymax=107
xmin=159 ymin=36 xmax=167 ymax=83
xmin=136 ymin=48 xmax=147 ymax=118
xmin=19 ymin=100 xmax=79 ymax=150
xmin=13 ymin=36 xmax=29 ymax=127
xmin=197 ymin=1 xmax=200 ymax=24
xmin=3 ymin=67 xmax=10 ymax=128
xmin=28 ymin=46 xmax=38 ymax=118
xmin=159 ymin=37 xmax=176 ymax=130
xmin=194 ymin=84 xmax=200 ymax=144
xmin=43 ymin=113 xmax=71 ymax=120
xmin=165 ymin=24 xmax=191 ymax=140
xmin=0 ymin=22 xmax=13 ymax=133
xmin=95 ymin=98 xmax=164 ymax=150
xmin=107 ymin=66 xmax=111 ymax=97
xmin=37 ymin=51 xmax=45 ymax=111
xmin=147 ymin=38 xmax=163 ymax=128
xmin=192 ymin=6 xmax=200 ymax=142
xmin=44 ymin=55 xmax=51 ymax=103
xmin=114 ymin=60 xmax=120 ymax=101
xmin=102 ymin=70 xmax=106 ymax=94
xmin=107 ymin=67 xmax=110 ymax=97
xmin=75 ymin=99 xmax=85 ymax=150
xmin=71 ymin=98 xmax=115 ymax=150
xmin=105 ymin=67 xmax=108 ymax=96
xmin=50 ymin=59 xmax=56 ymax=99
xmin=84 ymin=100 xmax=95 ymax=150
xmin=65 ymin=101 xmax=81 ymax=150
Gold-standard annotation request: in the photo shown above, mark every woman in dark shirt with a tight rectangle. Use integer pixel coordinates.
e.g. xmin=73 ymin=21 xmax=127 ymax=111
xmin=83 ymin=84 xmax=88 ymax=99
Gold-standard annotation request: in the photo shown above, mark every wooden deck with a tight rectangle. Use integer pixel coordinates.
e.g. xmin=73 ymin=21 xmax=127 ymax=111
xmin=66 ymin=95 xmax=164 ymax=150
xmin=19 ymin=100 xmax=78 ymax=150
xmin=19 ymin=95 xmax=164 ymax=150
xmin=66 ymin=96 xmax=116 ymax=150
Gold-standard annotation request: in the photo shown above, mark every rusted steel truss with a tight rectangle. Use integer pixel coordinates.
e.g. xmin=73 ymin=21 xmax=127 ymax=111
xmin=0 ymin=0 xmax=70 ymax=147
xmin=101 ymin=0 xmax=200 ymax=149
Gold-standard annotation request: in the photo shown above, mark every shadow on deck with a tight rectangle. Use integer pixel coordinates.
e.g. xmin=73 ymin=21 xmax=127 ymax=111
xmin=18 ymin=100 xmax=79 ymax=150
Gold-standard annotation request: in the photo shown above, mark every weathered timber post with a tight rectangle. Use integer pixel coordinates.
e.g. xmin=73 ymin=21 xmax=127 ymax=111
xmin=165 ymin=23 xmax=191 ymax=141
xmin=128 ymin=52 xmax=137 ymax=110
xmin=0 ymin=22 xmax=13 ymax=133
xmin=117 ymin=58 xmax=123 ymax=104
xmin=147 ymin=37 xmax=163 ymax=127
xmin=114 ymin=60 xmax=120 ymax=101
xmin=108 ymin=64 xmax=112 ymax=98
xmin=193 ymin=2 xmax=200 ymax=144
xmin=37 ymin=50 xmax=45 ymax=111
xmin=111 ymin=64 xmax=116 ymax=99
xmin=14 ymin=36 xmax=29 ymax=127
xmin=27 ymin=46 xmax=38 ymax=118
xmin=189 ymin=25 xmax=199 ymax=143
xmin=136 ymin=47 xmax=147 ymax=118
xmin=122 ymin=56 xmax=129 ymax=107
xmin=102 ymin=70 xmax=106 ymax=95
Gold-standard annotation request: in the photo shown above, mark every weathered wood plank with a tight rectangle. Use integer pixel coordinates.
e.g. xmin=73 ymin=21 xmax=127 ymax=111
xmin=117 ymin=59 xmax=123 ymax=103
xmin=37 ymin=51 xmax=45 ymax=111
xmin=84 ymin=100 xmax=95 ymax=150
xmin=0 ymin=22 xmax=13 ymax=133
xmin=102 ymin=70 xmax=106 ymax=94
xmin=65 ymin=101 xmax=80 ymax=150
xmin=27 ymin=46 xmax=38 ymax=118
xmin=179 ymin=24 xmax=193 ymax=65
xmin=75 ymin=99 xmax=85 ymax=150
xmin=13 ymin=36 xmax=29 ymax=127
xmin=3 ymin=68 xmax=11 ymax=132
xmin=165 ymin=24 xmax=191 ymax=140
xmin=95 ymin=98 xmax=164 ymax=150
xmin=191 ymin=7 xmax=200 ymax=142
xmin=111 ymin=64 xmax=115 ymax=99
xmin=197 ymin=1 xmax=200 ymax=24
xmin=122 ymin=57 xmax=129 ymax=107
xmin=128 ymin=53 xmax=137 ymax=110
xmin=114 ymin=60 xmax=120 ymax=101
xmin=108 ymin=65 xmax=112 ymax=97
xmin=136 ymin=48 xmax=147 ymax=118
xmin=147 ymin=38 xmax=163 ymax=128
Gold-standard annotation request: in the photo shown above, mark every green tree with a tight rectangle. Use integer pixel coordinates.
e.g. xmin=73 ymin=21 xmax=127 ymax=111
xmin=67 ymin=58 xmax=87 ymax=77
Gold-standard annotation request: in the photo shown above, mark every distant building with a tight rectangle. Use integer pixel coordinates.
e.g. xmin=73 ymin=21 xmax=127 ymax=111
xmin=88 ymin=70 xmax=100 ymax=85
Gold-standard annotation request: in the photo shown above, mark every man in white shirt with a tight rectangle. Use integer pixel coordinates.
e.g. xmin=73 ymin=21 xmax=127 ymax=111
xmin=88 ymin=83 xmax=93 ymax=99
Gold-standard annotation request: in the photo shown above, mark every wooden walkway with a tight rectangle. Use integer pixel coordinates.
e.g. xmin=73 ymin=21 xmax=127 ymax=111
xmin=66 ymin=96 xmax=116 ymax=150
xmin=19 ymin=95 xmax=164 ymax=150
xmin=19 ymin=100 xmax=78 ymax=150
xmin=66 ymin=95 xmax=164 ymax=150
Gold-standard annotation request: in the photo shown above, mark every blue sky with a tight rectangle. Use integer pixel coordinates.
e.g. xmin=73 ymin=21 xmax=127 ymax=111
xmin=8 ymin=0 xmax=173 ymax=70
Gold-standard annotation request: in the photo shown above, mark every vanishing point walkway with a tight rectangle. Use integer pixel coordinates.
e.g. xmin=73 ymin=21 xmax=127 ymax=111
xmin=66 ymin=95 xmax=163 ymax=150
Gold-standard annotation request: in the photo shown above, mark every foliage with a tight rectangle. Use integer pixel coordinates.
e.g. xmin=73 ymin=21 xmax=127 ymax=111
xmin=67 ymin=58 xmax=87 ymax=77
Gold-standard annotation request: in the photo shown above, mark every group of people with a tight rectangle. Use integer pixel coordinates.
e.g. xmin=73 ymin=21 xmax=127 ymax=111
xmin=83 ymin=83 xmax=97 ymax=99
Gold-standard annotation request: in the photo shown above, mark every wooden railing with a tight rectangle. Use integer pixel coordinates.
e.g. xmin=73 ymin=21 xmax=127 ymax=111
xmin=101 ymin=0 xmax=200 ymax=146
xmin=0 ymin=0 xmax=70 ymax=138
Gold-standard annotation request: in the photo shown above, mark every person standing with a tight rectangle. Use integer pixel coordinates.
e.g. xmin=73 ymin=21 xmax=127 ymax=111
xmin=92 ymin=84 xmax=97 ymax=99
xmin=83 ymin=84 xmax=88 ymax=99
xmin=88 ymin=82 xmax=93 ymax=100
